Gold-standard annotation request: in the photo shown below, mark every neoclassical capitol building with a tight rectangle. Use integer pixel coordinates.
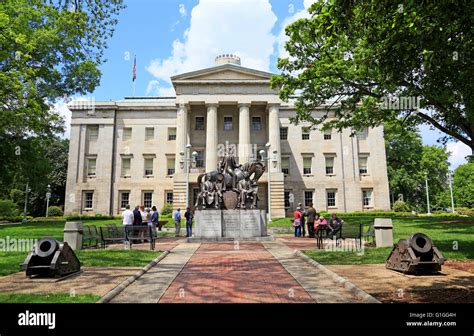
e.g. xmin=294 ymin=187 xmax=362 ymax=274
xmin=64 ymin=55 xmax=390 ymax=217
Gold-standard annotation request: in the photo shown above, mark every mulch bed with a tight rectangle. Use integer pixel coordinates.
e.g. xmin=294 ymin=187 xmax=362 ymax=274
xmin=440 ymin=220 xmax=474 ymax=225
xmin=374 ymin=287 xmax=473 ymax=303
xmin=445 ymin=260 xmax=474 ymax=274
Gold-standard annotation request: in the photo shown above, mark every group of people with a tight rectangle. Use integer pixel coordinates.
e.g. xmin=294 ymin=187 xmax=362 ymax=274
xmin=122 ymin=204 xmax=195 ymax=238
xmin=173 ymin=207 xmax=194 ymax=238
xmin=293 ymin=202 xmax=344 ymax=238
xmin=121 ymin=204 xmax=160 ymax=229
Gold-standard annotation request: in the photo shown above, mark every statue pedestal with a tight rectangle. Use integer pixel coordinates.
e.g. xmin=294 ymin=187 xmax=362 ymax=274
xmin=194 ymin=209 xmax=267 ymax=239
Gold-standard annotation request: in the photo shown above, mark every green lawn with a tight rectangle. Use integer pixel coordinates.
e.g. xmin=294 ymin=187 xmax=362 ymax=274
xmin=0 ymin=293 xmax=100 ymax=303
xmin=301 ymin=215 xmax=474 ymax=264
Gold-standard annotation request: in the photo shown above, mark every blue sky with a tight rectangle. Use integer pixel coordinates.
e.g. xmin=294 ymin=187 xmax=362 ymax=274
xmin=60 ymin=0 xmax=470 ymax=168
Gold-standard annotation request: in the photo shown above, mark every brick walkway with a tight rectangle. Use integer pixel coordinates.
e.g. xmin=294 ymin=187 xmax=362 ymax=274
xmin=158 ymin=242 xmax=315 ymax=303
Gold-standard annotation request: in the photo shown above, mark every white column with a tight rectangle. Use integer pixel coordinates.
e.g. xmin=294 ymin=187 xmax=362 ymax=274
xmin=238 ymin=103 xmax=251 ymax=164
xmin=268 ymin=103 xmax=281 ymax=172
xmin=175 ymin=103 xmax=188 ymax=173
xmin=206 ymin=103 xmax=218 ymax=171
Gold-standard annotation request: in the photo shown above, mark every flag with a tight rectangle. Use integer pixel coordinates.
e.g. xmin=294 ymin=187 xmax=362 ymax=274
xmin=132 ymin=55 xmax=136 ymax=82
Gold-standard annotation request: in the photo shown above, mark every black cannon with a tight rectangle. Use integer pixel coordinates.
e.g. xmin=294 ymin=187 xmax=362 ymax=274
xmin=21 ymin=237 xmax=81 ymax=278
xmin=385 ymin=233 xmax=445 ymax=274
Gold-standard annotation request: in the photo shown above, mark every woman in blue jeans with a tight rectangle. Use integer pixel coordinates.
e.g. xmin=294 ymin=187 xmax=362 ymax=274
xmin=293 ymin=208 xmax=302 ymax=237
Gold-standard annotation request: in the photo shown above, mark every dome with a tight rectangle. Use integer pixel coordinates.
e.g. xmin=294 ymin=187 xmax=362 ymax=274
xmin=214 ymin=54 xmax=241 ymax=66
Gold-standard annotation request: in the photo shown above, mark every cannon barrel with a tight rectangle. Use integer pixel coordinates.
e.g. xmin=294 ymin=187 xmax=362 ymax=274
xmin=409 ymin=233 xmax=433 ymax=255
xmin=35 ymin=238 xmax=59 ymax=258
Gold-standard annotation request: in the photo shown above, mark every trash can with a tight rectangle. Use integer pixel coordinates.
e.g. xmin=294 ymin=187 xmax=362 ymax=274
xmin=373 ymin=218 xmax=393 ymax=247
xmin=64 ymin=221 xmax=83 ymax=251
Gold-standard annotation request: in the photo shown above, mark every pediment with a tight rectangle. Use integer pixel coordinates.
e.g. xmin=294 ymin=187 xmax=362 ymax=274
xmin=171 ymin=64 xmax=274 ymax=83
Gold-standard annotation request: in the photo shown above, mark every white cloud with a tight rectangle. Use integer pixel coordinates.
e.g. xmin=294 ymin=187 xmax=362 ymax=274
xmin=276 ymin=0 xmax=316 ymax=58
xmin=52 ymin=99 xmax=71 ymax=138
xmin=146 ymin=0 xmax=278 ymax=89
xmin=446 ymin=141 xmax=471 ymax=169
xmin=179 ymin=4 xmax=187 ymax=17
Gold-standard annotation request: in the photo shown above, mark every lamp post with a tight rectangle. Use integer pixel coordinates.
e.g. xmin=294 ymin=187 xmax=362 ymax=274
xmin=260 ymin=143 xmax=278 ymax=223
xmin=448 ymin=171 xmax=455 ymax=213
xmin=180 ymin=144 xmax=198 ymax=210
xmin=45 ymin=184 xmax=51 ymax=217
xmin=22 ymin=182 xmax=31 ymax=224
xmin=425 ymin=172 xmax=431 ymax=215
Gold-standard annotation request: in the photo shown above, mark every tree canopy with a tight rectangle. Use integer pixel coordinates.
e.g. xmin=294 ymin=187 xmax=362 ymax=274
xmin=272 ymin=0 xmax=473 ymax=154
xmin=0 ymin=0 xmax=125 ymax=215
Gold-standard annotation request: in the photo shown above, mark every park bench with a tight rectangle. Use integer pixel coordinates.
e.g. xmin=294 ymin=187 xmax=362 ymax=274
xmin=82 ymin=225 xmax=101 ymax=249
xmin=99 ymin=224 xmax=156 ymax=250
xmin=361 ymin=223 xmax=375 ymax=245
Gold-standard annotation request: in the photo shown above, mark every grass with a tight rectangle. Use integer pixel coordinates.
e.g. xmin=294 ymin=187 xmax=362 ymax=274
xmin=0 ymin=293 xmax=101 ymax=303
xmin=0 ymin=249 xmax=161 ymax=276
xmin=301 ymin=215 xmax=474 ymax=264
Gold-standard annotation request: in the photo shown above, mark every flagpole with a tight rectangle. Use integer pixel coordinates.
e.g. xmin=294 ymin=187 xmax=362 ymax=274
xmin=132 ymin=80 xmax=136 ymax=97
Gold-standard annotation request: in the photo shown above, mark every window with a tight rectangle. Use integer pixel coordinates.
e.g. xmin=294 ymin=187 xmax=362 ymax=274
xmin=359 ymin=156 xmax=368 ymax=174
xmin=304 ymin=191 xmax=313 ymax=207
xmin=324 ymin=128 xmax=332 ymax=140
xmin=281 ymin=156 xmax=290 ymax=175
xmin=195 ymin=117 xmax=205 ymax=130
xmin=84 ymin=192 xmax=93 ymax=209
xmin=357 ymin=128 xmax=368 ymax=140
xmin=87 ymin=158 xmax=96 ymax=176
xmin=252 ymin=116 xmax=262 ymax=131
xmin=280 ymin=127 xmax=288 ymax=140
xmin=145 ymin=127 xmax=154 ymax=141
xmin=362 ymin=189 xmax=373 ymax=207
xmin=168 ymin=128 xmax=176 ymax=141
xmin=166 ymin=192 xmax=173 ymax=204
xmin=121 ymin=158 xmax=131 ymax=177
xmin=224 ymin=116 xmax=233 ymax=131
xmin=327 ymin=190 xmax=336 ymax=207
xmin=195 ymin=151 xmax=204 ymax=168
xmin=144 ymin=158 xmax=154 ymax=176
xmin=120 ymin=192 xmax=130 ymax=209
xmin=143 ymin=192 xmax=153 ymax=208
xmin=284 ymin=191 xmax=290 ymax=208
xmin=88 ymin=125 xmax=99 ymax=140
xmin=123 ymin=127 xmax=132 ymax=141
xmin=303 ymin=157 xmax=312 ymax=175
xmin=167 ymin=158 xmax=175 ymax=176
xmin=302 ymin=127 xmax=310 ymax=140
xmin=325 ymin=156 xmax=334 ymax=175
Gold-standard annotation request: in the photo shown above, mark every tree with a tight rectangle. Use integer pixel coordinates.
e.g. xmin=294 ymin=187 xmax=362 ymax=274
xmin=272 ymin=0 xmax=473 ymax=154
xmin=452 ymin=162 xmax=474 ymax=208
xmin=0 ymin=1 xmax=124 ymax=215
xmin=384 ymin=120 xmax=450 ymax=210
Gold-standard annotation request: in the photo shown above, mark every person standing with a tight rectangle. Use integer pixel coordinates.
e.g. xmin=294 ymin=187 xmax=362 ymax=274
xmin=293 ymin=207 xmax=302 ymax=237
xmin=297 ymin=203 xmax=307 ymax=237
xmin=121 ymin=204 xmax=134 ymax=242
xmin=306 ymin=202 xmax=317 ymax=238
xmin=151 ymin=206 xmax=159 ymax=237
xmin=133 ymin=205 xmax=142 ymax=226
xmin=184 ymin=207 xmax=193 ymax=237
xmin=174 ymin=208 xmax=182 ymax=237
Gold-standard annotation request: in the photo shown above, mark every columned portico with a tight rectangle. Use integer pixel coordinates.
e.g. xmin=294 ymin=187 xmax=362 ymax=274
xmin=238 ymin=103 xmax=251 ymax=164
xmin=205 ymin=103 xmax=218 ymax=171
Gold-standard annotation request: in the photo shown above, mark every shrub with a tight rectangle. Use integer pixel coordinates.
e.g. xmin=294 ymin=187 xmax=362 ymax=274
xmin=65 ymin=214 xmax=117 ymax=221
xmin=454 ymin=207 xmax=474 ymax=216
xmin=161 ymin=203 xmax=173 ymax=216
xmin=393 ymin=200 xmax=410 ymax=212
xmin=47 ymin=206 xmax=64 ymax=216
xmin=0 ymin=215 xmax=32 ymax=222
xmin=31 ymin=216 xmax=65 ymax=222
xmin=0 ymin=200 xmax=19 ymax=217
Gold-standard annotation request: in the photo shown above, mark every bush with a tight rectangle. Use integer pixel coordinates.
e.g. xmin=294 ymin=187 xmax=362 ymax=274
xmin=0 ymin=200 xmax=19 ymax=217
xmin=455 ymin=207 xmax=474 ymax=216
xmin=0 ymin=215 xmax=32 ymax=223
xmin=47 ymin=206 xmax=64 ymax=216
xmin=161 ymin=203 xmax=173 ymax=216
xmin=65 ymin=214 xmax=117 ymax=221
xmin=393 ymin=200 xmax=410 ymax=212
xmin=30 ymin=216 xmax=65 ymax=222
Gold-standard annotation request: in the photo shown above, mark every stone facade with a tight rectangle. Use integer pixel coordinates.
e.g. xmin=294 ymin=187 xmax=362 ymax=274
xmin=64 ymin=57 xmax=390 ymax=217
